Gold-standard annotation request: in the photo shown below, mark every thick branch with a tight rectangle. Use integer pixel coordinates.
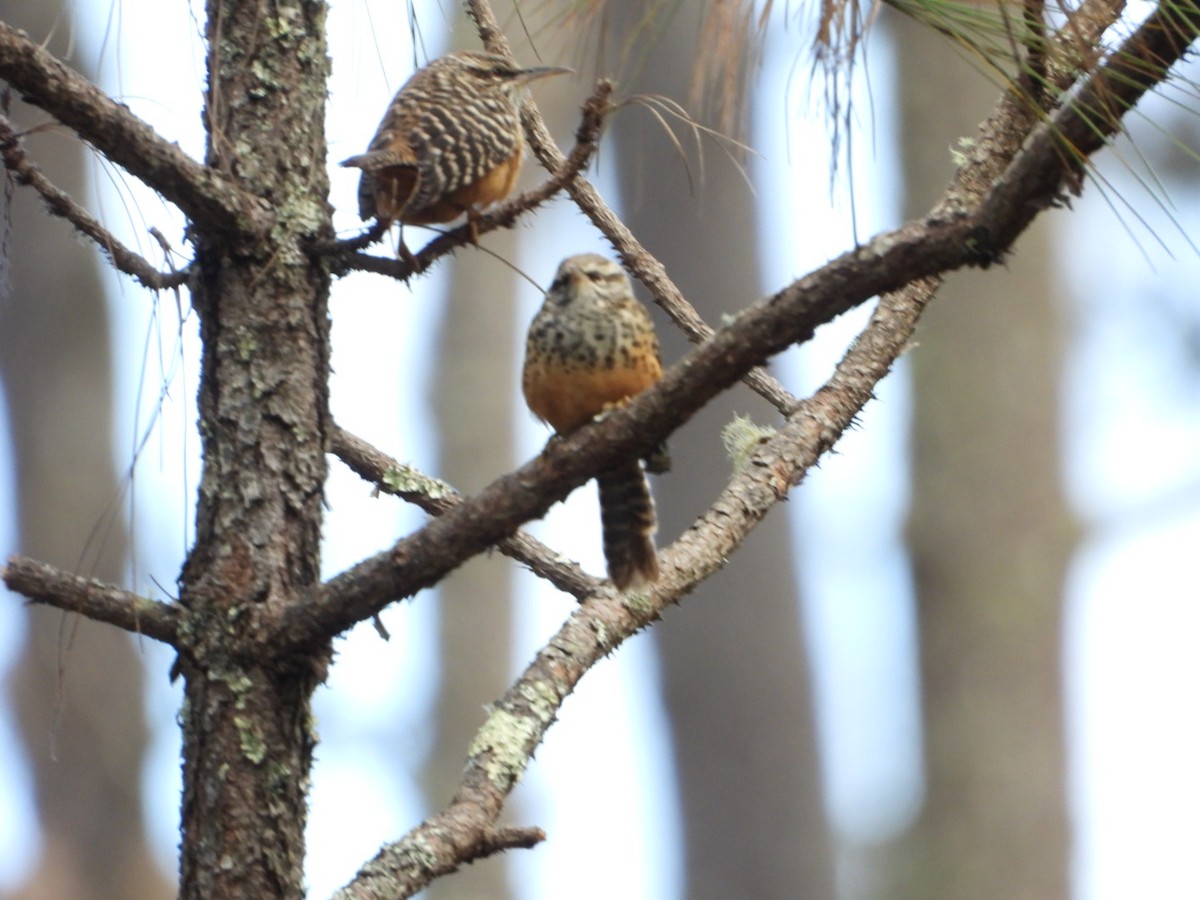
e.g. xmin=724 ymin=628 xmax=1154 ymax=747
xmin=276 ymin=200 xmax=988 ymax=652
xmin=322 ymin=1 xmax=1196 ymax=892
xmin=3 ymin=555 xmax=180 ymax=645
xmin=0 ymin=114 xmax=189 ymax=290
xmin=0 ymin=19 xmax=267 ymax=237
xmin=330 ymin=425 xmax=601 ymax=599
xmin=975 ymin=0 xmax=1200 ymax=241
xmin=334 ymin=271 xmax=942 ymax=900
xmin=276 ymin=0 xmax=1197 ymax=649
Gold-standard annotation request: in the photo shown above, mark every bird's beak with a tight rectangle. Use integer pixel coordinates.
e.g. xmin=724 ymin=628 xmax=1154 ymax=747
xmin=514 ymin=65 xmax=572 ymax=85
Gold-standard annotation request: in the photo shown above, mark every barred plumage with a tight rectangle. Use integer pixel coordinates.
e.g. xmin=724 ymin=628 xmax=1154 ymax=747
xmin=341 ymin=51 xmax=567 ymax=231
xmin=522 ymin=254 xmax=664 ymax=590
xmin=598 ymin=459 xmax=659 ymax=590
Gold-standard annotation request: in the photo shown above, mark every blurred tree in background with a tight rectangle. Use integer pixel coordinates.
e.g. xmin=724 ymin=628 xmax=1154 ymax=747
xmin=880 ymin=10 xmax=1075 ymax=898
xmin=2 ymin=0 xmax=1198 ymax=898
xmin=0 ymin=3 xmax=171 ymax=898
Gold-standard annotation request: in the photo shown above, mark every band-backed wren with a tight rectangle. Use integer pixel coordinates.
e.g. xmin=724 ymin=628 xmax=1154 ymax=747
xmin=342 ymin=51 xmax=567 ymax=250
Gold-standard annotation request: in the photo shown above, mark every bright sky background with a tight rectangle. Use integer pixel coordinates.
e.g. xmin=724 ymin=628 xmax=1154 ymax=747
xmin=0 ymin=1 xmax=1199 ymax=898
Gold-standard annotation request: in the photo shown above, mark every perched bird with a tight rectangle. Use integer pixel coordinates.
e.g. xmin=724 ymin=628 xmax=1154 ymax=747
xmin=341 ymin=51 xmax=568 ymax=250
xmin=523 ymin=254 xmax=663 ymax=590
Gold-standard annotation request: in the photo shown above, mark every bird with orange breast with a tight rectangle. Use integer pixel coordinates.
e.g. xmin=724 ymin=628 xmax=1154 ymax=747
xmin=523 ymin=254 xmax=664 ymax=590
xmin=342 ymin=51 xmax=568 ymax=254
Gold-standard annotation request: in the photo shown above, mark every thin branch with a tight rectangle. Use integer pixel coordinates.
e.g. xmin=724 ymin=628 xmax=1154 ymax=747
xmin=0 ymin=114 xmax=190 ymax=290
xmin=324 ymin=217 xmax=389 ymax=255
xmin=1051 ymin=0 xmax=1126 ymax=86
xmin=322 ymin=79 xmax=615 ymax=279
xmin=465 ymin=0 xmax=800 ymax=415
xmin=271 ymin=194 xmax=1018 ymax=652
xmin=333 ymin=802 xmax=544 ymax=900
xmin=330 ymin=425 xmax=602 ymax=600
xmin=3 ymin=555 xmax=181 ymax=646
xmin=1018 ymin=0 xmax=1050 ymax=107
xmin=0 ymin=19 xmax=268 ymax=238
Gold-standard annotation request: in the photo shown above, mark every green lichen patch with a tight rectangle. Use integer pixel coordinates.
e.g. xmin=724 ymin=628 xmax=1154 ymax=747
xmin=620 ymin=587 xmax=656 ymax=620
xmin=234 ymin=714 xmax=268 ymax=764
xmin=468 ymin=708 xmax=538 ymax=789
xmin=722 ymin=413 xmax=777 ymax=473
xmin=381 ymin=466 xmax=454 ymax=500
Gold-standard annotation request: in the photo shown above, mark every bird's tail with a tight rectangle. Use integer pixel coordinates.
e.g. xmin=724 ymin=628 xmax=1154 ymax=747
xmin=597 ymin=459 xmax=658 ymax=590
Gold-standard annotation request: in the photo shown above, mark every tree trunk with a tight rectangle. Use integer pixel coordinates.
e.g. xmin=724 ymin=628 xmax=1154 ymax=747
xmin=0 ymin=2 xmax=170 ymax=897
xmin=173 ymin=3 xmax=332 ymax=897
xmin=882 ymin=12 xmax=1076 ymax=897
xmin=608 ymin=4 xmax=836 ymax=896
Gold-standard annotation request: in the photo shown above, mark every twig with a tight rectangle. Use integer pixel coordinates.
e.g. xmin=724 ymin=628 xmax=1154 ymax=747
xmin=330 ymin=425 xmax=602 ymax=600
xmin=334 ymin=808 xmax=544 ymax=900
xmin=2 ymin=555 xmax=181 ymax=645
xmin=329 ymin=218 xmax=390 ymax=254
xmin=1019 ymin=0 xmax=1050 ymax=107
xmin=0 ymin=114 xmax=190 ymax=290
xmin=0 ymin=20 xmax=268 ymax=238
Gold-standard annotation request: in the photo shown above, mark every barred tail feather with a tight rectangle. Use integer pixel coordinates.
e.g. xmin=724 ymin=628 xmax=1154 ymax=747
xmin=597 ymin=460 xmax=658 ymax=590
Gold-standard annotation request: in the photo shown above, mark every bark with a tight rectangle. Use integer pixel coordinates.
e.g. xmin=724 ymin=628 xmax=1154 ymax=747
xmin=171 ymin=3 xmax=332 ymax=897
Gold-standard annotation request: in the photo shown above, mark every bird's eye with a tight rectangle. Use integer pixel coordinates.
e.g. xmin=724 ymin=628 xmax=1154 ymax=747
xmin=585 ymin=269 xmax=605 ymax=283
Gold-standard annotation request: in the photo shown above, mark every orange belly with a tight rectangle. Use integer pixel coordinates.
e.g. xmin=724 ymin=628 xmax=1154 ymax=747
xmin=401 ymin=149 xmax=523 ymax=226
xmin=524 ymin=361 xmax=659 ymax=435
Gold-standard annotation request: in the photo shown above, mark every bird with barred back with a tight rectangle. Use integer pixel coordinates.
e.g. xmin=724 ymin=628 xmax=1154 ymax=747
xmin=341 ymin=51 xmax=568 ymax=251
xmin=523 ymin=254 xmax=664 ymax=590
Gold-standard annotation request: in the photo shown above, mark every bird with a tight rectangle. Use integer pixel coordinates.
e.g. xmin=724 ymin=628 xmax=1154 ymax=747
xmin=522 ymin=254 xmax=664 ymax=590
xmin=341 ymin=51 xmax=568 ymax=253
